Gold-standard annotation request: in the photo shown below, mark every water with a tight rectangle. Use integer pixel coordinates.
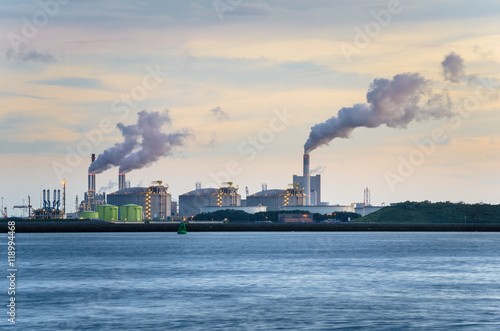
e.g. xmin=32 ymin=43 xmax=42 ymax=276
xmin=2 ymin=232 xmax=500 ymax=330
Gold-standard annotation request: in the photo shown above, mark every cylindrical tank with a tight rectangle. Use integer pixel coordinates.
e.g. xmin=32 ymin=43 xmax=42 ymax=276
xmin=78 ymin=211 xmax=99 ymax=219
xmin=120 ymin=204 xmax=143 ymax=222
xmin=96 ymin=204 xmax=118 ymax=221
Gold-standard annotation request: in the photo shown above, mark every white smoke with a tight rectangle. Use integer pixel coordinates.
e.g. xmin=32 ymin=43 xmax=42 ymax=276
xmin=98 ymin=179 xmax=116 ymax=193
xmin=89 ymin=110 xmax=190 ymax=174
xmin=89 ymin=122 xmax=141 ymax=174
xmin=304 ymin=72 xmax=452 ymax=153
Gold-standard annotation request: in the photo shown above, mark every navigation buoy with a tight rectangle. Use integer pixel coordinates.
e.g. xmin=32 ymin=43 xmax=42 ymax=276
xmin=177 ymin=221 xmax=187 ymax=234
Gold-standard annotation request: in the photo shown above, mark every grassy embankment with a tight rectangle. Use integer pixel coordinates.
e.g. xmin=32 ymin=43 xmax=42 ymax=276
xmin=354 ymin=201 xmax=500 ymax=223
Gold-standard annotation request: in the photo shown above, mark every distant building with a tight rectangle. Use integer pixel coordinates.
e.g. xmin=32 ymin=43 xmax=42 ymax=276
xmin=278 ymin=213 xmax=314 ymax=223
xmin=281 ymin=205 xmax=354 ymax=214
xmin=246 ymin=186 xmax=305 ymax=211
xmin=354 ymin=203 xmax=384 ymax=216
xmin=107 ymin=184 xmax=171 ymax=219
xmin=179 ymin=184 xmax=241 ymax=217
xmin=293 ymin=174 xmax=322 ymax=205
xmin=200 ymin=206 xmax=267 ymax=214
xmin=171 ymin=201 xmax=178 ymax=216
xmin=79 ymin=192 xmax=106 ymax=212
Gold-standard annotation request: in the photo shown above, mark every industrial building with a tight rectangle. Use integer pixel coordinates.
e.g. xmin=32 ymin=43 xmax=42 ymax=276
xmin=354 ymin=204 xmax=384 ymax=216
xmin=80 ymin=192 xmax=106 ymax=212
xmin=200 ymin=205 xmax=267 ymax=214
xmin=107 ymin=181 xmax=171 ymax=220
xmin=246 ymin=185 xmax=305 ymax=211
xmin=278 ymin=213 xmax=314 ymax=223
xmin=79 ymin=154 xmax=107 ymax=212
xmin=179 ymin=183 xmax=241 ymax=217
xmin=293 ymin=173 xmax=322 ymax=205
xmin=33 ymin=189 xmax=64 ymax=219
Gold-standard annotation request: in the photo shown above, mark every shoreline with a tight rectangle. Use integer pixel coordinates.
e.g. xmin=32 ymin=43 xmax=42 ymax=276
xmin=2 ymin=220 xmax=500 ymax=232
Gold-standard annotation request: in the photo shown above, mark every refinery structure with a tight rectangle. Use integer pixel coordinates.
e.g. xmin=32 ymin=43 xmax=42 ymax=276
xmin=6 ymin=152 xmax=383 ymax=221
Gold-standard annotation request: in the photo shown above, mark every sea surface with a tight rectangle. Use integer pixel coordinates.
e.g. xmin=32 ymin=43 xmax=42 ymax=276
xmin=2 ymin=232 xmax=500 ymax=330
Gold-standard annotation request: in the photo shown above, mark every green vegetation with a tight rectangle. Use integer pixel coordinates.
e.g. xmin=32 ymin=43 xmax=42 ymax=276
xmin=192 ymin=210 xmax=361 ymax=222
xmin=354 ymin=201 xmax=500 ymax=223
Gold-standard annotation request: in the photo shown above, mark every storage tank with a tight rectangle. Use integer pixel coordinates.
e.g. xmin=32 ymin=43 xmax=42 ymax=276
xmin=78 ymin=211 xmax=99 ymax=219
xmin=120 ymin=204 xmax=143 ymax=222
xmin=96 ymin=204 xmax=118 ymax=221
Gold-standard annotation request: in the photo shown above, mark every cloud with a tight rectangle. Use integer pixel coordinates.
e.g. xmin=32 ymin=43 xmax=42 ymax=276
xmin=6 ymin=47 xmax=57 ymax=63
xmin=231 ymin=3 xmax=273 ymax=16
xmin=209 ymin=106 xmax=228 ymax=120
xmin=29 ymin=77 xmax=109 ymax=90
xmin=0 ymin=92 xmax=55 ymax=100
xmin=441 ymin=52 xmax=465 ymax=83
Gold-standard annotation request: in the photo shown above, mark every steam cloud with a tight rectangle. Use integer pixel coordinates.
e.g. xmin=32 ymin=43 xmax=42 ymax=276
xmin=89 ymin=110 xmax=189 ymax=174
xmin=98 ymin=179 xmax=116 ymax=193
xmin=441 ymin=52 xmax=465 ymax=83
xmin=304 ymin=72 xmax=452 ymax=153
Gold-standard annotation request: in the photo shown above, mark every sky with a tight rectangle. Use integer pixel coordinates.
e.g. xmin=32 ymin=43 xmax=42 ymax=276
xmin=1 ymin=0 xmax=499 ymax=215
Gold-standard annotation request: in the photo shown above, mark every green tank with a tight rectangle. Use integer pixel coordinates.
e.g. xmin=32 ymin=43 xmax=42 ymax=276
xmin=96 ymin=204 xmax=119 ymax=222
xmin=78 ymin=211 xmax=99 ymax=219
xmin=120 ymin=204 xmax=143 ymax=222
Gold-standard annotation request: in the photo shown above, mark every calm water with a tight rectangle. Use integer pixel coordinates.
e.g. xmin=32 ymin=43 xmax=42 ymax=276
xmin=2 ymin=232 xmax=500 ymax=330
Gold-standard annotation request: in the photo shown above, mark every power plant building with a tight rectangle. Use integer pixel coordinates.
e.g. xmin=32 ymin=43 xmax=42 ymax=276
xmin=107 ymin=183 xmax=171 ymax=220
xmin=293 ymin=174 xmax=322 ymax=205
xmin=179 ymin=184 xmax=241 ymax=217
xmin=246 ymin=186 xmax=305 ymax=211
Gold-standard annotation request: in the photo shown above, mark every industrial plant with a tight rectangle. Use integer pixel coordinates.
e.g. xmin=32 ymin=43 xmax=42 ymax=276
xmin=6 ymin=148 xmax=383 ymax=221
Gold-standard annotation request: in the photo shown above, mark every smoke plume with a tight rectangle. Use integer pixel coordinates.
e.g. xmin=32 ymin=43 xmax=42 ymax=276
xmin=89 ymin=121 xmax=141 ymax=174
xmin=441 ymin=52 xmax=465 ymax=83
xmin=98 ymin=179 xmax=116 ymax=193
xmin=304 ymin=73 xmax=452 ymax=153
xmin=89 ymin=110 xmax=189 ymax=174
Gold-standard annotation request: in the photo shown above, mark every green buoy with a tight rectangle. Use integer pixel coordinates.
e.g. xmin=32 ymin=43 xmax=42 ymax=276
xmin=177 ymin=221 xmax=187 ymax=234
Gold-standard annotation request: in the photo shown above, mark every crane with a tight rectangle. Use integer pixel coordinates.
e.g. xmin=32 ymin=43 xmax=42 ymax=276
xmin=13 ymin=196 xmax=32 ymax=218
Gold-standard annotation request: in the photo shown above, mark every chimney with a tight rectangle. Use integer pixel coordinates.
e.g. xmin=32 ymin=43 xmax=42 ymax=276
xmin=303 ymin=154 xmax=311 ymax=206
xmin=88 ymin=154 xmax=96 ymax=210
xmin=119 ymin=173 xmax=126 ymax=191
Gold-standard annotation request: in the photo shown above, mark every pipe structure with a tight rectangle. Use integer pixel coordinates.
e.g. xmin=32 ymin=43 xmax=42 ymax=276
xmin=43 ymin=190 xmax=47 ymax=210
xmin=119 ymin=173 xmax=126 ymax=191
xmin=303 ymin=154 xmax=311 ymax=206
xmin=47 ymin=189 xmax=51 ymax=211
xmin=53 ymin=189 xmax=57 ymax=211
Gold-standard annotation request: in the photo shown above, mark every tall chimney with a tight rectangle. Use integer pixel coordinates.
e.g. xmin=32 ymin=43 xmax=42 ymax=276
xmin=303 ymin=154 xmax=311 ymax=206
xmin=88 ymin=154 xmax=96 ymax=210
xmin=119 ymin=173 xmax=126 ymax=191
